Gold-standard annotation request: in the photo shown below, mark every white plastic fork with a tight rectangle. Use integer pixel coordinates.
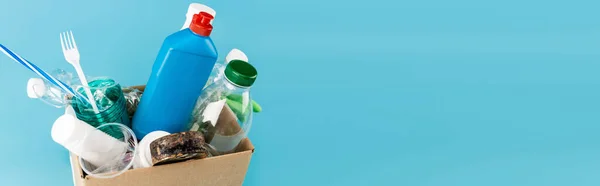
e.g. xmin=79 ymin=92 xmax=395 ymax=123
xmin=60 ymin=31 xmax=99 ymax=113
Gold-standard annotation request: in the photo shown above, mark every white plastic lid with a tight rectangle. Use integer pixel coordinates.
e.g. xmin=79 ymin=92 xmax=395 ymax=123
xmin=181 ymin=3 xmax=216 ymax=30
xmin=225 ymin=48 xmax=249 ymax=64
xmin=27 ymin=78 xmax=46 ymax=98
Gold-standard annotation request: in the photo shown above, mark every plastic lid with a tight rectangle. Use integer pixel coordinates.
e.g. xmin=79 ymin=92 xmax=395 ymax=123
xmin=27 ymin=78 xmax=45 ymax=98
xmin=224 ymin=60 xmax=258 ymax=87
xmin=189 ymin=12 xmax=214 ymax=36
xmin=225 ymin=49 xmax=249 ymax=64
xmin=187 ymin=3 xmax=216 ymax=18
xmin=181 ymin=3 xmax=216 ymax=30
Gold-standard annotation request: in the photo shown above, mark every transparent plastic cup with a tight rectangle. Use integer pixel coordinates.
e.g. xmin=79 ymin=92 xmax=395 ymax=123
xmin=78 ymin=123 xmax=138 ymax=178
xmin=71 ymin=77 xmax=131 ymax=138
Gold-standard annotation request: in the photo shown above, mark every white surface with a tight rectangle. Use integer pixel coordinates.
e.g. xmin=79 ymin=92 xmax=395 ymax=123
xmin=133 ymin=131 xmax=170 ymax=169
xmin=181 ymin=3 xmax=216 ymax=30
xmin=26 ymin=78 xmax=45 ymax=98
xmin=65 ymin=105 xmax=76 ymax=116
xmin=51 ymin=114 xmax=127 ymax=167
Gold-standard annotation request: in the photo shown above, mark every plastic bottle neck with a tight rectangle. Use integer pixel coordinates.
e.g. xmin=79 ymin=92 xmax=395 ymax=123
xmin=224 ymin=78 xmax=251 ymax=92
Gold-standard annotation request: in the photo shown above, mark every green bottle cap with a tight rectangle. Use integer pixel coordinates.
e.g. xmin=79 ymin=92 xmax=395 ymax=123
xmin=224 ymin=60 xmax=258 ymax=87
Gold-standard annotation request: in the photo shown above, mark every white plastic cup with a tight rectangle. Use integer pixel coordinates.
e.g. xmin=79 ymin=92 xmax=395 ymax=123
xmin=78 ymin=123 xmax=137 ymax=178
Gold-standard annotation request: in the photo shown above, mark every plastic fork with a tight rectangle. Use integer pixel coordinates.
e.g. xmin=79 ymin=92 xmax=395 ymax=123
xmin=60 ymin=31 xmax=99 ymax=113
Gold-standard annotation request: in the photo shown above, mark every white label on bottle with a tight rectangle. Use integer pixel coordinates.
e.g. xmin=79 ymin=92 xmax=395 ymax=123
xmin=242 ymin=92 xmax=250 ymax=114
xmin=202 ymin=99 xmax=227 ymax=127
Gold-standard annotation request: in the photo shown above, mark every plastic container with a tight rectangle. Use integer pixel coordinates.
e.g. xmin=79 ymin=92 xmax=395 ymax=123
xmin=205 ymin=50 xmax=264 ymax=113
xmin=206 ymin=49 xmax=249 ymax=87
xmin=71 ymin=77 xmax=130 ymax=138
xmin=26 ymin=69 xmax=80 ymax=108
xmin=188 ymin=60 xmax=258 ymax=154
xmin=27 ymin=78 xmax=66 ymax=107
xmin=133 ymin=12 xmax=218 ymax=139
xmin=51 ymin=115 xmax=133 ymax=174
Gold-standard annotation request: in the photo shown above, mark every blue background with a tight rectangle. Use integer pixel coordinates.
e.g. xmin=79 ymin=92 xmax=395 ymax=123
xmin=1 ymin=0 xmax=600 ymax=185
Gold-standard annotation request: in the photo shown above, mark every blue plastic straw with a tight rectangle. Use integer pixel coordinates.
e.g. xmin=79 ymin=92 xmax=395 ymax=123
xmin=0 ymin=43 xmax=91 ymax=104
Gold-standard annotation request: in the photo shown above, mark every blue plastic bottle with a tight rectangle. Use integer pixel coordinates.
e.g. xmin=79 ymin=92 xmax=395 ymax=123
xmin=133 ymin=12 xmax=218 ymax=139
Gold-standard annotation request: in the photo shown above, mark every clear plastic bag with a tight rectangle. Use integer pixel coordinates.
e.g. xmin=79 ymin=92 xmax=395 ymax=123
xmin=122 ymin=87 xmax=143 ymax=119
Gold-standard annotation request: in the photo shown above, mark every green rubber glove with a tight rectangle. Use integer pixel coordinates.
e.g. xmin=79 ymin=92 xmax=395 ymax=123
xmin=226 ymin=94 xmax=262 ymax=113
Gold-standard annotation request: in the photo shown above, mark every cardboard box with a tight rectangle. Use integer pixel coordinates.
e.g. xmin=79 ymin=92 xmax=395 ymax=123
xmin=70 ymin=139 xmax=253 ymax=186
xmin=69 ymin=85 xmax=255 ymax=186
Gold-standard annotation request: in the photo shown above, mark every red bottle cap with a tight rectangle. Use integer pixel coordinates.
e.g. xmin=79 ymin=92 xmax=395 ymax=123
xmin=189 ymin=12 xmax=214 ymax=36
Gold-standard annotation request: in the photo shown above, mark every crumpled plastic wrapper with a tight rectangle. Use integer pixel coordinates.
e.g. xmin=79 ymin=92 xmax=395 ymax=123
xmin=121 ymin=86 xmax=143 ymax=119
